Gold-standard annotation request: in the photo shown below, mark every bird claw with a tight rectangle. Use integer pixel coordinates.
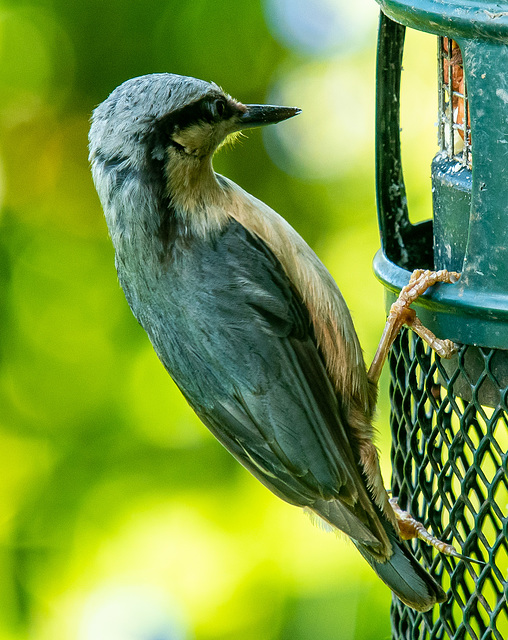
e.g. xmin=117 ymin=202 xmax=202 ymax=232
xmin=396 ymin=270 xmax=461 ymax=360
xmin=368 ymin=269 xmax=461 ymax=385
xmin=389 ymin=498 xmax=484 ymax=565
xmin=390 ymin=498 xmax=458 ymax=555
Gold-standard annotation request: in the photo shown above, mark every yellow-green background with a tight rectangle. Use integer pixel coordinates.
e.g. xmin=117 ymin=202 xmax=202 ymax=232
xmin=0 ymin=1 xmax=439 ymax=638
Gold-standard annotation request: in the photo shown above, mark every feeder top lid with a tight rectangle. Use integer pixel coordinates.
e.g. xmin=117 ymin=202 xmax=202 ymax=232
xmin=376 ymin=0 xmax=508 ymax=41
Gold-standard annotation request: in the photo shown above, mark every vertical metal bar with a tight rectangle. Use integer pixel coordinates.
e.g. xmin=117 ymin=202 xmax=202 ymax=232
xmin=375 ymin=11 xmax=433 ymax=270
xmin=447 ymin=38 xmax=454 ymax=159
xmin=463 ymin=80 xmax=471 ymax=167
xmin=438 ymin=37 xmax=445 ymax=151
xmin=375 ymin=12 xmax=410 ymax=266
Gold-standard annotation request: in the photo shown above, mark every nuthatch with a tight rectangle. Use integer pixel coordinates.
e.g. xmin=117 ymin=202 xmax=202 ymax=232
xmin=89 ymin=73 xmax=459 ymax=611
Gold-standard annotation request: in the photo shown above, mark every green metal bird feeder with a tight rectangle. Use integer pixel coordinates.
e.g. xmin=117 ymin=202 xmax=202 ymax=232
xmin=373 ymin=1 xmax=508 ymax=638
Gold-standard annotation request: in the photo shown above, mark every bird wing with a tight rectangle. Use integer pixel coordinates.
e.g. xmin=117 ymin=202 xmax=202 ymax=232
xmin=147 ymin=219 xmax=385 ymax=548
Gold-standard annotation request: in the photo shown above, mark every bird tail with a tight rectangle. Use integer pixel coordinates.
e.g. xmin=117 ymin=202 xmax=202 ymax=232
xmin=355 ymin=518 xmax=446 ymax=612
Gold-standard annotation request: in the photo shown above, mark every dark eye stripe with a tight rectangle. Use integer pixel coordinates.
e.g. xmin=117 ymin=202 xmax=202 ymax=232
xmin=146 ymin=94 xmax=240 ymax=157
xmin=155 ymin=94 xmax=238 ymax=136
xmin=158 ymin=96 xmax=215 ymax=133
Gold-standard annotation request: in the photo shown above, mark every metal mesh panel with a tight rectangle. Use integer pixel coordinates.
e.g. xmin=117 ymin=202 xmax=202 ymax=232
xmin=389 ymin=328 xmax=508 ymax=639
xmin=438 ymin=37 xmax=472 ymax=167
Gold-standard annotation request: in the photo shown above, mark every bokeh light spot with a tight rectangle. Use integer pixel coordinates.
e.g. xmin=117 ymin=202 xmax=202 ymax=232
xmin=264 ymin=0 xmax=377 ymax=57
xmin=263 ymin=61 xmax=374 ymax=180
xmin=78 ymin=584 xmax=188 ymax=640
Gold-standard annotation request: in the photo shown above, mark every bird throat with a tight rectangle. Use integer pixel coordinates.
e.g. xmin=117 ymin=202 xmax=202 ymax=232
xmin=164 ymin=148 xmax=230 ymax=238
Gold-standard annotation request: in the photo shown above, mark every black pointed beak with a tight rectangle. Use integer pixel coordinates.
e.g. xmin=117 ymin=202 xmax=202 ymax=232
xmin=238 ymin=104 xmax=301 ymax=129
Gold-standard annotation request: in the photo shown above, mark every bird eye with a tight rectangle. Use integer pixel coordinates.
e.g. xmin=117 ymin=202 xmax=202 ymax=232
xmin=211 ymin=98 xmax=226 ymax=120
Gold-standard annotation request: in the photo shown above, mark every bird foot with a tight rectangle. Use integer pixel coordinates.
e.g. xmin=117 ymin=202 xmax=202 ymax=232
xmin=368 ymin=269 xmax=460 ymax=385
xmin=389 ymin=269 xmax=460 ymax=359
xmin=390 ymin=497 xmax=458 ymax=556
xmin=390 ymin=498 xmax=484 ymax=565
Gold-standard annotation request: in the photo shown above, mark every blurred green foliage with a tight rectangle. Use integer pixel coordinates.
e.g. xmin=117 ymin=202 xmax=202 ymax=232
xmin=0 ymin=0 xmax=438 ymax=638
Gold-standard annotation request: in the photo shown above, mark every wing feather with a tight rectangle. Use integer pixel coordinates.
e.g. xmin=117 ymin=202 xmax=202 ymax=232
xmin=144 ymin=220 xmax=388 ymax=550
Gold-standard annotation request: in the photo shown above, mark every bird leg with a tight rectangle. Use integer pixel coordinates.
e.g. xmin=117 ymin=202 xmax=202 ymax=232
xmin=389 ymin=498 xmax=459 ymax=557
xmin=371 ymin=270 xmax=480 ymax=564
xmin=390 ymin=498 xmax=483 ymax=564
xmin=368 ymin=269 xmax=460 ymax=386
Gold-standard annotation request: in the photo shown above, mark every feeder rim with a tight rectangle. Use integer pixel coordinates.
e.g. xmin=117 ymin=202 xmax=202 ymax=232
xmin=376 ymin=0 xmax=508 ymax=41
xmin=373 ymin=249 xmax=508 ymax=350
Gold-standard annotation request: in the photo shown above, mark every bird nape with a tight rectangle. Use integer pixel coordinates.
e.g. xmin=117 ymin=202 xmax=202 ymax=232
xmin=89 ymin=73 xmax=459 ymax=611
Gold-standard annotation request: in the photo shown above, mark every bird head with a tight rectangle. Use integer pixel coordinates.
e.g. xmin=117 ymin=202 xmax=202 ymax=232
xmin=89 ymin=73 xmax=301 ymax=169
xmin=89 ymin=74 xmax=301 ymax=242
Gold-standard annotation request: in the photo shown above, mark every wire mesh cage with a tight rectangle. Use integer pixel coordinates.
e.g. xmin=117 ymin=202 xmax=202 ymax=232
xmin=438 ymin=38 xmax=472 ymax=167
xmin=373 ymin=2 xmax=508 ymax=638
xmin=389 ymin=329 xmax=508 ymax=639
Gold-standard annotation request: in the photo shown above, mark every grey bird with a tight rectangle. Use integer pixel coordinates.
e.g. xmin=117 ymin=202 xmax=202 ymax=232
xmin=89 ymin=73 xmax=446 ymax=611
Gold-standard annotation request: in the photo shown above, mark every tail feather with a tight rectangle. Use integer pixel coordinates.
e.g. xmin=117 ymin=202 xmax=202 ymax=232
xmin=356 ymin=519 xmax=446 ymax=612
